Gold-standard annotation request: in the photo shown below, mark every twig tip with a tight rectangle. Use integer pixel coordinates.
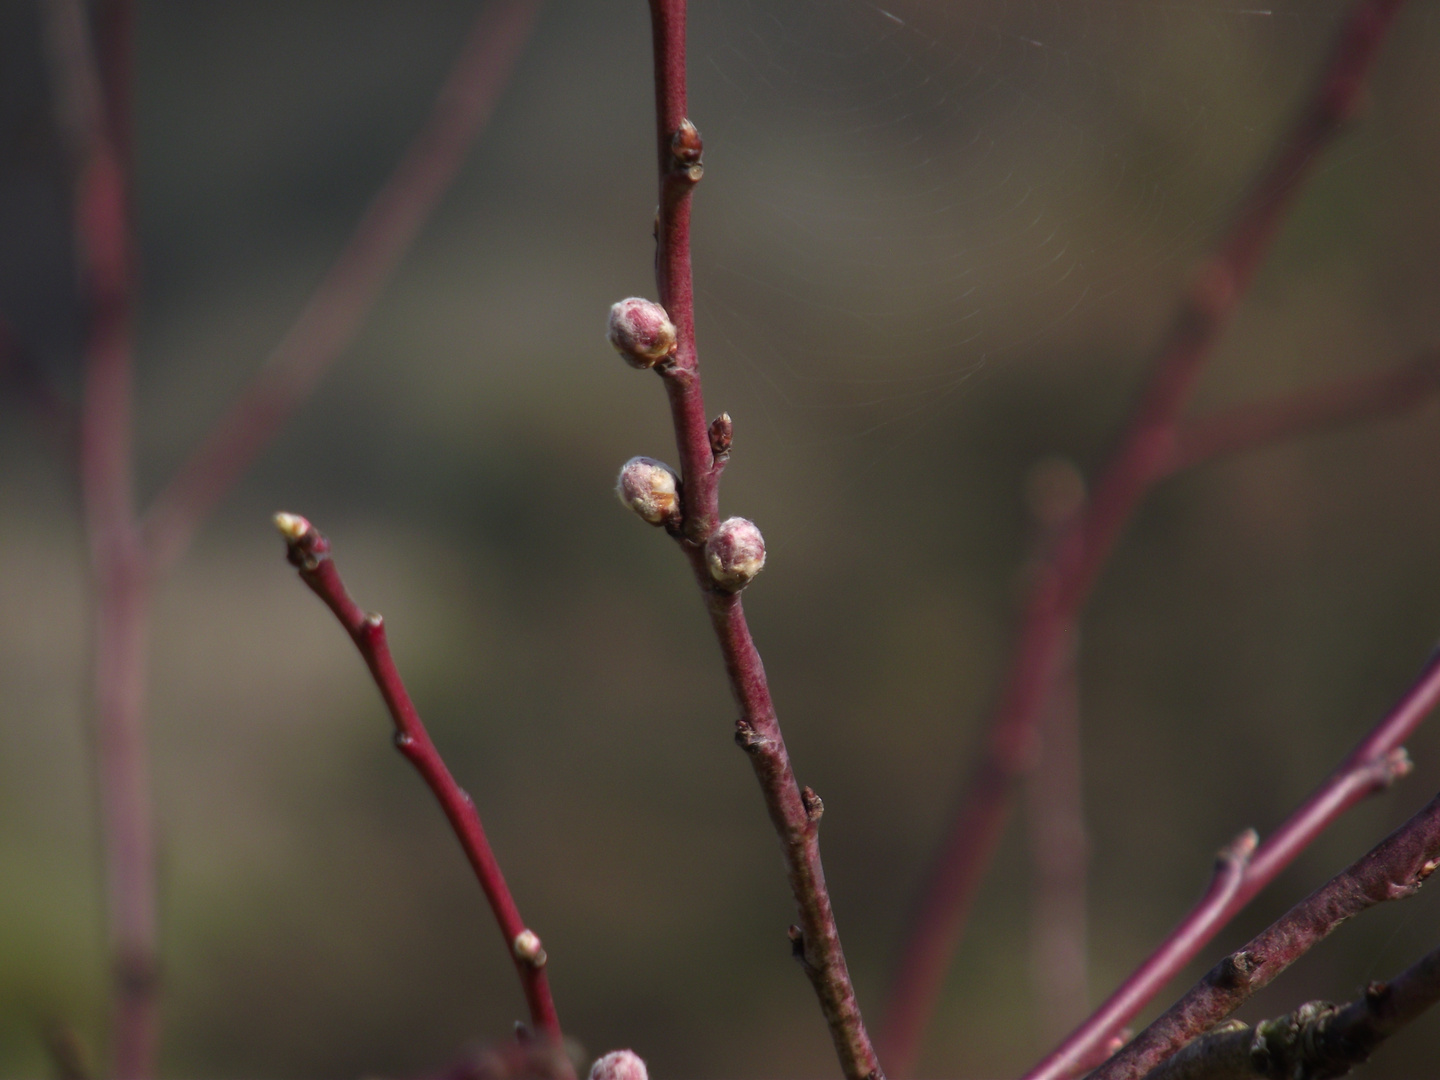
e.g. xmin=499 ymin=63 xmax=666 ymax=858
xmin=273 ymin=511 xmax=312 ymax=543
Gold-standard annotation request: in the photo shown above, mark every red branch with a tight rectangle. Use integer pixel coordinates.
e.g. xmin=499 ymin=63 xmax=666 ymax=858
xmin=1023 ymin=647 xmax=1440 ymax=1080
xmin=43 ymin=0 xmax=158 ymax=1073
xmin=640 ymin=3 xmax=882 ymax=1077
xmin=142 ymin=0 xmax=543 ymax=574
xmin=879 ymin=2 xmax=1408 ymax=1073
xmin=1164 ymin=349 xmax=1440 ymax=476
xmin=1089 ymin=781 xmax=1440 ymax=1080
xmin=274 ymin=513 xmax=567 ymax=1055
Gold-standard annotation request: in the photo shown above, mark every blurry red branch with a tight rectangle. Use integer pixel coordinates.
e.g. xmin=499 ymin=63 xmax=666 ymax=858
xmin=628 ymin=3 xmax=883 ymax=1077
xmin=1144 ymin=941 xmax=1440 ymax=1080
xmin=143 ymin=0 xmax=543 ymax=574
xmin=1024 ymin=634 xmax=1440 ymax=1080
xmin=274 ymin=513 xmax=567 ymax=1059
xmin=1089 ymin=781 xmax=1440 ymax=1080
xmin=42 ymin=0 xmax=157 ymax=1074
xmin=880 ymin=2 xmax=1409 ymax=1073
xmin=1166 ymin=349 xmax=1440 ymax=476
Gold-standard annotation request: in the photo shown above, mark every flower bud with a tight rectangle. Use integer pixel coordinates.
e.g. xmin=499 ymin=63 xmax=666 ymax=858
xmin=607 ymin=298 xmax=676 ymax=369
xmin=589 ymin=1050 xmax=648 ymax=1080
xmin=616 ymin=456 xmax=681 ymax=526
xmin=705 ymin=517 xmax=765 ymax=590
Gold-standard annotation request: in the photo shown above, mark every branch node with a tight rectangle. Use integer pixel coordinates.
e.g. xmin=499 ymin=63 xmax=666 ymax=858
xmin=1213 ymin=949 xmax=1258 ymax=991
xmin=708 ymin=412 xmax=733 ymax=463
xmin=513 ymin=928 xmax=549 ymax=969
xmin=670 ymin=118 xmax=703 ymax=167
xmin=801 ymin=785 xmax=825 ymax=824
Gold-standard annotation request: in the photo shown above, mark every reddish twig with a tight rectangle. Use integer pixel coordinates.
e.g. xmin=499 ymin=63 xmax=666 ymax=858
xmin=1089 ymin=781 xmax=1440 ymax=1080
xmin=142 ymin=0 xmax=543 ymax=574
xmin=1144 ymin=940 xmax=1440 ymax=1080
xmin=1164 ymin=350 xmax=1440 ymax=477
xmin=623 ymin=4 xmax=883 ymax=1077
xmin=43 ymin=0 xmax=160 ymax=1074
xmin=880 ymin=3 xmax=1408 ymax=1072
xmin=274 ymin=513 xmax=567 ymax=1056
xmin=1022 ymin=626 xmax=1091 ymax=1042
xmin=1026 ymin=645 xmax=1440 ymax=1080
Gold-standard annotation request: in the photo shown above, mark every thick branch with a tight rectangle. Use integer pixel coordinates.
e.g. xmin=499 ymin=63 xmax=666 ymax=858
xmin=881 ymin=2 xmax=1408 ymax=1072
xmin=1165 ymin=350 xmax=1440 ymax=477
xmin=1089 ymin=784 xmax=1440 ymax=1080
xmin=1024 ymin=644 xmax=1440 ymax=1080
xmin=142 ymin=0 xmax=543 ymax=574
xmin=274 ymin=513 xmax=566 ymax=1057
xmin=1143 ymin=940 xmax=1440 ymax=1080
xmin=639 ymin=3 xmax=882 ymax=1077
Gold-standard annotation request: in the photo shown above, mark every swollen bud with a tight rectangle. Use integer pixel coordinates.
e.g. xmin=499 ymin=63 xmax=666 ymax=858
xmin=705 ymin=517 xmax=765 ymax=591
xmin=616 ymin=456 xmax=681 ymax=526
xmin=589 ymin=1050 xmax=648 ymax=1080
xmin=607 ymin=298 xmax=676 ymax=369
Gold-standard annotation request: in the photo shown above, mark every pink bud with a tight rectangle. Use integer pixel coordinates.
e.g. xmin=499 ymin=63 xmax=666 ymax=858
xmin=705 ymin=517 xmax=766 ymax=590
xmin=616 ymin=456 xmax=681 ymax=526
xmin=608 ymin=298 xmax=677 ymax=369
xmin=589 ymin=1050 xmax=648 ymax=1080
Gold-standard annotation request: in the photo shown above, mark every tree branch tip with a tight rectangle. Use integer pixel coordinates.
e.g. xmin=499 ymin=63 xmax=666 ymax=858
xmin=513 ymin=928 xmax=548 ymax=968
xmin=273 ymin=511 xmax=313 ymax=543
xmin=1222 ymin=827 xmax=1260 ymax=865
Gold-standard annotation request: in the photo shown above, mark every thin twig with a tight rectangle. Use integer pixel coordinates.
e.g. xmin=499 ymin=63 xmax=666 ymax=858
xmin=635 ymin=3 xmax=883 ymax=1077
xmin=142 ymin=0 xmax=544 ymax=574
xmin=1023 ymin=627 xmax=1089 ymax=1041
xmin=273 ymin=513 xmax=568 ymax=1058
xmin=1024 ymin=645 xmax=1440 ymax=1080
xmin=1089 ymin=781 xmax=1440 ymax=1080
xmin=880 ymin=2 xmax=1409 ymax=1072
xmin=1164 ymin=350 xmax=1440 ymax=477
xmin=43 ymin=0 xmax=159 ymax=1074
xmin=1021 ymin=461 xmax=1092 ymax=1041
xmin=1142 ymin=942 xmax=1440 ymax=1080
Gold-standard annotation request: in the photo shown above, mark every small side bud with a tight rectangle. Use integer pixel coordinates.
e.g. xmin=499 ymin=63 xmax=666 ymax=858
xmin=589 ymin=1049 xmax=648 ymax=1080
xmin=616 ymin=456 xmax=681 ymax=526
xmin=706 ymin=517 xmax=765 ymax=591
xmin=608 ymin=298 xmax=676 ymax=369
xmin=512 ymin=929 xmax=547 ymax=968
xmin=671 ymin=118 xmax=703 ymax=165
xmin=709 ymin=412 xmax=733 ymax=458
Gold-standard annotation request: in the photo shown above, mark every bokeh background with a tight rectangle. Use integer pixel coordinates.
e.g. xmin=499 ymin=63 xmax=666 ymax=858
xmin=3 ymin=1 xmax=1440 ymax=1076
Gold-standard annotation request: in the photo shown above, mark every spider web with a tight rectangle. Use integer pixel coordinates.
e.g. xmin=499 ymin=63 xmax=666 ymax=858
xmin=683 ymin=1 xmax=1348 ymax=457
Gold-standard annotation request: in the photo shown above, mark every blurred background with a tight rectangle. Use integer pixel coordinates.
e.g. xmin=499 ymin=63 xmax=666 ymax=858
xmin=3 ymin=1 xmax=1440 ymax=1076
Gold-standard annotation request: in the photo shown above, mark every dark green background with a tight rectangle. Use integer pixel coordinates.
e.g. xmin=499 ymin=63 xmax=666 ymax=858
xmin=3 ymin=2 xmax=1440 ymax=1076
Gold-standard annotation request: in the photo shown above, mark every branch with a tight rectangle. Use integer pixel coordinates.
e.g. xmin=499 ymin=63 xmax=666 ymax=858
xmin=1024 ymin=643 xmax=1440 ymax=1080
xmin=611 ymin=4 xmax=884 ymax=1077
xmin=1090 ymin=781 xmax=1440 ymax=1080
xmin=42 ymin=0 xmax=160 ymax=1074
xmin=141 ymin=0 xmax=543 ymax=575
xmin=880 ymin=2 xmax=1409 ymax=1072
xmin=1164 ymin=350 xmax=1440 ymax=477
xmin=273 ymin=513 xmax=567 ymax=1057
xmin=1142 ymin=942 xmax=1440 ymax=1080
